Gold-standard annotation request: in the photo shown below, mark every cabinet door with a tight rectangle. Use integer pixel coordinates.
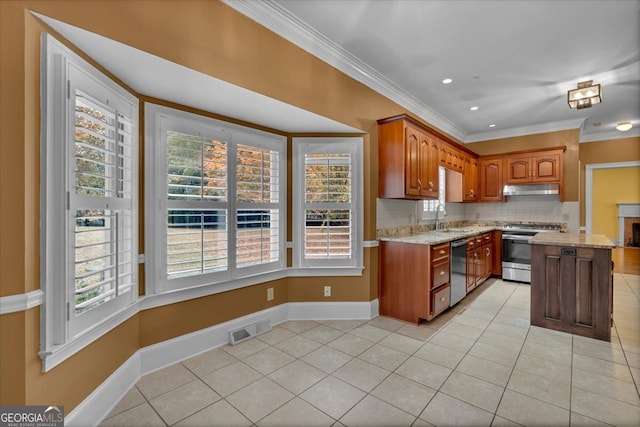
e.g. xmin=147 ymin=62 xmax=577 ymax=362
xmin=404 ymin=125 xmax=421 ymax=197
xmin=530 ymin=245 xmax=612 ymax=341
xmin=425 ymin=135 xmax=440 ymax=198
xmin=466 ymin=249 xmax=477 ymax=291
xmin=479 ymin=157 xmax=504 ymax=202
xmin=483 ymin=244 xmax=492 ymax=281
xmin=506 ymin=154 xmax=532 ymax=184
xmin=463 ymin=156 xmax=478 ymax=202
xmin=532 ymin=152 xmax=561 ymax=182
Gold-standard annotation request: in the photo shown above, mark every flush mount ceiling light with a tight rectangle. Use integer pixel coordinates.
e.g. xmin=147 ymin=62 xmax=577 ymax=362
xmin=616 ymin=121 xmax=633 ymax=131
xmin=567 ymin=80 xmax=601 ymax=109
xmin=442 ymin=78 xmax=453 ymax=84
xmin=470 ymin=106 xmax=479 ymax=111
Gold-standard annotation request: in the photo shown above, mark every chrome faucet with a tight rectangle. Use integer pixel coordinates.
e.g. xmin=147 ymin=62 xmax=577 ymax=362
xmin=435 ymin=203 xmax=446 ymax=231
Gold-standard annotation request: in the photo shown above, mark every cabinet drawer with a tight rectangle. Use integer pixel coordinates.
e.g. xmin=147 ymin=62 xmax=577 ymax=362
xmin=432 ymin=285 xmax=450 ymax=317
xmin=431 ymin=243 xmax=450 ymax=260
xmin=431 ymin=259 xmax=450 ymax=288
xmin=481 ymin=233 xmax=493 ymax=244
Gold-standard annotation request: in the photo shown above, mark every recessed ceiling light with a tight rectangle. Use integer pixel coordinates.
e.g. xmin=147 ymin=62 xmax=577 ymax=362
xmin=616 ymin=121 xmax=633 ymax=131
xmin=442 ymin=78 xmax=453 ymax=84
xmin=593 ymin=122 xmax=602 ymax=127
xmin=470 ymin=106 xmax=479 ymax=111
xmin=489 ymin=124 xmax=496 ymax=128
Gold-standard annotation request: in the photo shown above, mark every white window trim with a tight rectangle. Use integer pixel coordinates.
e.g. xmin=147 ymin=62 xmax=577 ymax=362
xmin=40 ymin=33 xmax=138 ymax=371
xmin=145 ymin=103 xmax=287 ymax=295
xmin=292 ymin=137 xmax=364 ymax=270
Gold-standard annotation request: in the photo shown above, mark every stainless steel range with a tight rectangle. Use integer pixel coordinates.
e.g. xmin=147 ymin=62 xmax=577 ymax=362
xmin=502 ymin=223 xmax=561 ymax=283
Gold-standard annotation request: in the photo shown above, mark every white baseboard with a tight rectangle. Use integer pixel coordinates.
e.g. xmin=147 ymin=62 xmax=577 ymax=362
xmin=65 ymin=299 xmax=378 ymax=426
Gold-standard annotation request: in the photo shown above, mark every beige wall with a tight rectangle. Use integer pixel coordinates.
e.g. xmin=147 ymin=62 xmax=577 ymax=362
xmin=592 ymin=167 xmax=640 ymax=240
xmin=0 ymin=0 xmax=402 ymax=410
xmin=579 ymin=137 xmax=640 ymax=226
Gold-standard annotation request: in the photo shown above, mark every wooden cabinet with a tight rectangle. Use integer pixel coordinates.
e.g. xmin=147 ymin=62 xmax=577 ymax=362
xmin=379 ymin=241 xmax=450 ymax=323
xmin=531 ymin=244 xmax=613 ymax=341
xmin=379 ymin=117 xmax=438 ymax=199
xmin=439 ymin=142 xmax=464 ymax=173
xmin=463 ymin=156 xmax=478 ymax=202
xmin=466 ymin=233 xmax=493 ymax=292
xmin=505 ymin=149 xmax=563 ymax=184
xmin=479 ymin=156 xmax=504 ymax=202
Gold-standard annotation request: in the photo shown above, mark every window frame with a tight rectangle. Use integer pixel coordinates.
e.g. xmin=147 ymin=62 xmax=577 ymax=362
xmin=292 ymin=137 xmax=363 ymax=272
xmin=145 ymin=104 xmax=287 ymax=294
xmin=40 ymin=34 xmax=139 ymax=370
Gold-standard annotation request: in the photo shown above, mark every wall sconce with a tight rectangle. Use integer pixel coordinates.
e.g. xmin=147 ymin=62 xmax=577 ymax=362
xmin=567 ymin=80 xmax=601 ymax=109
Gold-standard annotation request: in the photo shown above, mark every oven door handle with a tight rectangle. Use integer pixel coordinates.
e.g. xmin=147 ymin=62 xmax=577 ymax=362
xmin=502 ymin=235 xmax=532 ymax=241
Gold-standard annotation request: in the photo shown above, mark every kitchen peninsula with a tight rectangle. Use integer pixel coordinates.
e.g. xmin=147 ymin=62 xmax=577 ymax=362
xmin=530 ymin=232 xmax=615 ymax=341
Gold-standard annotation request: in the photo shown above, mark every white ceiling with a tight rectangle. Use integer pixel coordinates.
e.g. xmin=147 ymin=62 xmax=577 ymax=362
xmin=35 ymin=1 xmax=640 ymax=142
xmin=227 ymin=0 xmax=640 ymax=143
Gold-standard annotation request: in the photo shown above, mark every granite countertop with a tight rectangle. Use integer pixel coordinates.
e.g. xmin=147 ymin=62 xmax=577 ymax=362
xmin=378 ymin=225 xmax=497 ymax=245
xmin=529 ymin=232 xmax=615 ymax=249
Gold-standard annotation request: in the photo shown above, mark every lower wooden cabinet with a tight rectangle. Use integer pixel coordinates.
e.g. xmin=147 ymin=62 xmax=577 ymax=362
xmin=379 ymin=241 xmax=450 ymax=323
xmin=531 ymin=244 xmax=613 ymax=341
xmin=466 ymin=233 xmax=493 ymax=292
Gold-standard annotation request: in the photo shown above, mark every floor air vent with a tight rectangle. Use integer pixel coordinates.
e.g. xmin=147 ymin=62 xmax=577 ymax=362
xmin=228 ymin=319 xmax=271 ymax=345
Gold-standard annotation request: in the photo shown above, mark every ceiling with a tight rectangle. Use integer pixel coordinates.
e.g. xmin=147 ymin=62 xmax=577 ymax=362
xmin=227 ymin=0 xmax=640 ymax=143
xmin=36 ymin=1 xmax=639 ymax=142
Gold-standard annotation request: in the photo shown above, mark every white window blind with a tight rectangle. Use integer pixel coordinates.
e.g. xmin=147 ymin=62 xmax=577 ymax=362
xmin=71 ymin=91 xmax=135 ymax=320
xmin=148 ymin=105 xmax=286 ymax=292
xmin=304 ymin=153 xmax=352 ymax=260
xmin=236 ymin=144 xmax=281 ymax=268
xmin=42 ymin=33 xmax=138 ymax=361
xmin=293 ymin=138 xmax=363 ymax=269
xmin=166 ymin=131 xmax=228 ymax=278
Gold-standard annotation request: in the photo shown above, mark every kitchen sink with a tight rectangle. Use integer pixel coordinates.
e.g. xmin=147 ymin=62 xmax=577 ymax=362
xmin=442 ymin=227 xmax=474 ymax=233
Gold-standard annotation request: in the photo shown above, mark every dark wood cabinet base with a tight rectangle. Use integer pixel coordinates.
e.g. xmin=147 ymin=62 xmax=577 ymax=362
xmin=531 ymin=244 xmax=613 ymax=341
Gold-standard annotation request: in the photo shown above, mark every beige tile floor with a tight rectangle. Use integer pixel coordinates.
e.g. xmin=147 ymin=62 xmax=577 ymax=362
xmin=101 ymin=275 xmax=640 ymax=426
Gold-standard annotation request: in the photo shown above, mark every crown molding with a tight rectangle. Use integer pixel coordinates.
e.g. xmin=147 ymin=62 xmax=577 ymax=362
xmin=464 ymin=118 xmax=587 ymax=143
xmin=222 ymin=0 xmax=466 ymax=141
xmin=579 ymin=127 xmax=640 ymax=143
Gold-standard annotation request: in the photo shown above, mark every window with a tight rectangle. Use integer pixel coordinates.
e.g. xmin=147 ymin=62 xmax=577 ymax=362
xmin=423 ymin=166 xmax=447 ymax=218
xmin=146 ymin=105 xmax=285 ymax=292
xmin=41 ymin=34 xmax=138 ymax=354
xmin=293 ymin=138 xmax=363 ymax=269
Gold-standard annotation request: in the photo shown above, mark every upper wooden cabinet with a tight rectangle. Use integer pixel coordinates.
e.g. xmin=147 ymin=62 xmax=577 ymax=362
xmin=439 ymin=142 xmax=464 ymax=173
xmin=378 ymin=116 xmax=439 ymax=199
xmin=505 ymin=149 xmax=563 ymax=184
xmin=463 ymin=156 xmax=478 ymax=202
xmin=479 ymin=156 xmax=504 ymax=202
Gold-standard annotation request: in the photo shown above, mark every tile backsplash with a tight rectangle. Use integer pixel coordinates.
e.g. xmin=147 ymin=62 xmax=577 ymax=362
xmin=377 ymin=196 xmax=579 ymax=233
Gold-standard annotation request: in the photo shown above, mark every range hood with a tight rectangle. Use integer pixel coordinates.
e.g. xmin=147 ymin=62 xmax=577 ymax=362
xmin=503 ymin=183 xmax=560 ymax=196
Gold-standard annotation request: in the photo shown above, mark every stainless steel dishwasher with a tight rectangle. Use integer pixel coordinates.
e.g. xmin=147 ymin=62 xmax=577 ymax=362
xmin=450 ymin=239 xmax=467 ymax=306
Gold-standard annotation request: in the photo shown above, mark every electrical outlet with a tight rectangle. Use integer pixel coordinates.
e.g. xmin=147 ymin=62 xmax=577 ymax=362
xmin=267 ymin=287 xmax=274 ymax=301
xmin=324 ymin=286 xmax=331 ymax=297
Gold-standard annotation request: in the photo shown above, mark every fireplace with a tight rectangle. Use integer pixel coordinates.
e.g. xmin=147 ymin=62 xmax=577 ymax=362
xmin=618 ymin=203 xmax=640 ymax=247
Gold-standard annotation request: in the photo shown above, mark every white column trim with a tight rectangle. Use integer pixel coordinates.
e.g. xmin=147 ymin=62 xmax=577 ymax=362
xmin=0 ymin=289 xmax=44 ymax=315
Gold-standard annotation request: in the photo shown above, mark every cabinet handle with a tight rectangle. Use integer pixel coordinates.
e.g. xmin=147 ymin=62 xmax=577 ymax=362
xmin=440 ymin=297 xmax=446 ymax=302
xmin=429 ymin=181 xmax=434 ymax=190
xmin=417 ymin=178 xmax=422 ymax=190
xmin=440 ymin=249 xmax=445 ymax=255
xmin=440 ymin=271 xmax=445 ymax=276
xmin=486 ymin=248 xmax=490 ymax=256
xmin=474 ymin=253 xmax=478 ymax=258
